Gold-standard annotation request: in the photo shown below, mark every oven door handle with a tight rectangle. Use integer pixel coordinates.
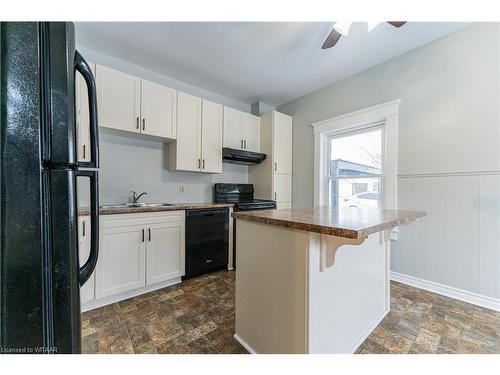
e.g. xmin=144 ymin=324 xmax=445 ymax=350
xmin=77 ymin=170 xmax=99 ymax=286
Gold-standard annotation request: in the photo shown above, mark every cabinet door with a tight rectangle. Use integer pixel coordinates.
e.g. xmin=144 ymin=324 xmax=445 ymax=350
xmin=273 ymin=174 xmax=292 ymax=203
xmin=96 ymin=65 xmax=141 ymax=133
xmin=96 ymin=225 xmax=146 ymax=298
xmin=141 ymin=80 xmax=177 ymax=139
xmin=273 ymin=112 xmax=293 ymax=174
xmin=75 ymin=63 xmax=95 ymax=162
xmin=243 ymin=112 xmax=260 ymax=152
xmin=201 ymin=100 xmax=223 ymax=173
xmin=146 ymin=222 xmax=185 ymax=285
xmin=223 ymin=106 xmax=243 ymax=149
xmin=175 ymin=92 xmax=202 ymax=171
xmin=78 ymin=216 xmax=95 ymax=304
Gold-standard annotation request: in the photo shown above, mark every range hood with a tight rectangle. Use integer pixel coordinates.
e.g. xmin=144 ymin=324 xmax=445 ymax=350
xmin=222 ymin=147 xmax=266 ymax=165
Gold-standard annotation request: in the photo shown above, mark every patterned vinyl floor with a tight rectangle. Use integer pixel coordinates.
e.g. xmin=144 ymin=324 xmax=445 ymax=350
xmin=81 ymin=270 xmax=500 ymax=354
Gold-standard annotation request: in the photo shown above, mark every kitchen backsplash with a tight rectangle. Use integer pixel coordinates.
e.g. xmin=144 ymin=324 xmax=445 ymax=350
xmin=77 ymin=131 xmax=248 ymax=207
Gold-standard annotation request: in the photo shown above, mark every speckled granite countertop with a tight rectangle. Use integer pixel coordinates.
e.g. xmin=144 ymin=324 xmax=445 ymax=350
xmin=232 ymin=207 xmax=425 ymax=239
xmin=78 ymin=202 xmax=233 ymax=216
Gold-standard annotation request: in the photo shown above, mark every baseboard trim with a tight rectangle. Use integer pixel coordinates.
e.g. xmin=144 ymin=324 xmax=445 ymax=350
xmin=233 ymin=333 xmax=257 ymax=354
xmin=390 ymin=272 xmax=500 ymax=312
xmin=347 ymin=309 xmax=389 ymax=354
xmin=81 ymin=277 xmax=182 ymax=312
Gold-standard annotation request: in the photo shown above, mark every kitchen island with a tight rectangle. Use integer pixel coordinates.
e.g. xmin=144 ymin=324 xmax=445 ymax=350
xmin=232 ymin=207 xmax=424 ymax=354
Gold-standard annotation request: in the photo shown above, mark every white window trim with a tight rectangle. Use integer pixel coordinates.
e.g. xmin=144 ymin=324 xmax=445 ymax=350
xmin=311 ymin=99 xmax=400 ymax=209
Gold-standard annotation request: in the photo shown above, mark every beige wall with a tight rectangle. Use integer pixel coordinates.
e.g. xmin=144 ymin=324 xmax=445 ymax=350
xmin=278 ymin=23 xmax=500 ymax=300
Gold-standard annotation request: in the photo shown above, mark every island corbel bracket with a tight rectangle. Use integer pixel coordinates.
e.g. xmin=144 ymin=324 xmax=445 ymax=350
xmin=319 ymin=234 xmax=367 ymax=272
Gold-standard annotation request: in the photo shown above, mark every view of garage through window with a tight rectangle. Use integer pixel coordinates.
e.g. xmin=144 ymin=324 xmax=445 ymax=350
xmin=328 ymin=126 xmax=383 ymax=209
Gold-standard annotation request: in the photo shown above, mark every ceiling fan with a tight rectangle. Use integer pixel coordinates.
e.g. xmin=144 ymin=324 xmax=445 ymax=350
xmin=322 ymin=21 xmax=407 ymax=49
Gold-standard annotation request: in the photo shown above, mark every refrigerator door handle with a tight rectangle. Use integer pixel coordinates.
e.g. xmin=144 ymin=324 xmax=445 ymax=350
xmin=77 ymin=170 xmax=99 ymax=286
xmin=75 ymin=50 xmax=99 ymax=169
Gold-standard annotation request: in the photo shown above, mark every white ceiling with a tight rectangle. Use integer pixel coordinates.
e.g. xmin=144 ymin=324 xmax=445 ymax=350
xmin=75 ymin=22 xmax=469 ymax=107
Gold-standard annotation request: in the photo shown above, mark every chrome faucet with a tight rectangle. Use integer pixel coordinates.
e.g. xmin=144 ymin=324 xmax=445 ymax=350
xmin=130 ymin=191 xmax=147 ymax=204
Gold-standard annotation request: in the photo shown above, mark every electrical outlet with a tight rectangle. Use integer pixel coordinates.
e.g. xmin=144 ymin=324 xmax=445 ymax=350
xmin=179 ymin=185 xmax=186 ymax=194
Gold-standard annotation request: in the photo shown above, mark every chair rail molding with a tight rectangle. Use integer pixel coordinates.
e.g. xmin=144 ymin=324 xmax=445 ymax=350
xmin=311 ymin=99 xmax=401 ymax=208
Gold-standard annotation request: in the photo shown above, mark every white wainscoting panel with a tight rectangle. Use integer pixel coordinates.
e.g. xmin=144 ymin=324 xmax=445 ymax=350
xmin=395 ymin=173 xmax=500 ymax=302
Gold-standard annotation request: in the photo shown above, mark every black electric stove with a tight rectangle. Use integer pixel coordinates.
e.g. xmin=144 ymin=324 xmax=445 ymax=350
xmin=213 ymin=183 xmax=277 ymax=211
xmin=213 ymin=183 xmax=276 ymax=269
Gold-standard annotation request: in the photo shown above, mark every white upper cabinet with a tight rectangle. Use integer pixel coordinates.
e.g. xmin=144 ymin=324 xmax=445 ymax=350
xmin=140 ymin=79 xmax=177 ymax=139
xmin=273 ymin=111 xmax=293 ymax=175
xmin=223 ymin=106 xmax=243 ymax=149
xmin=170 ymin=94 xmax=223 ymax=174
xmin=223 ymin=106 xmax=260 ymax=152
xmin=201 ymin=100 xmax=223 ymax=173
xmin=243 ymin=112 xmax=260 ymax=152
xmin=170 ymin=91 xmax=202 ymax=172
xmin=75 ymin=62 xmax=95 ymax=162
xmin=96 ymin=65 xmax=141 ymax=133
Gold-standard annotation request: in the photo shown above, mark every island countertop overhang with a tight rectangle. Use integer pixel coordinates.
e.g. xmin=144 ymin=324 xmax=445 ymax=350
xmin=232 ymin=207 xmax=425 ymax=239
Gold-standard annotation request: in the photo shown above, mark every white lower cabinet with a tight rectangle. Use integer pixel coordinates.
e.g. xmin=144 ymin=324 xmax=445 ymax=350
xmin=86 ymin=211 xmax=185 ymax=309
xmin=79 ymin=216 xmax=95 ymax=304
xmin=96 ymin=224 xmax=146 ymax=299
xmin=146 ymin=221 xmax=185 ymax=285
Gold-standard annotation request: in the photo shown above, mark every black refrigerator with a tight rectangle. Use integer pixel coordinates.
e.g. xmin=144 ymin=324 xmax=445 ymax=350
xmin=0 ymin=22 xmax=99 ymax=353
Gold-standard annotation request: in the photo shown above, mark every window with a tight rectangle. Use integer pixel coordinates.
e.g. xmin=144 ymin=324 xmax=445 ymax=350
xmin=327 ymin=126 xmax=383 ymax=209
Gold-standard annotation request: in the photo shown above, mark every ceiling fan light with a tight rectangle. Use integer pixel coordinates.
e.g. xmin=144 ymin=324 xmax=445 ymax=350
xmin=367 ymin=21 xmax=380 ymax=32
xmin=333 ymin=21 xmax=352 ymax=36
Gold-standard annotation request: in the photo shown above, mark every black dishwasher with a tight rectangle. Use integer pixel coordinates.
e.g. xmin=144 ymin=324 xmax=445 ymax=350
xmin=185 ymin=208 xmax=229 ymax=278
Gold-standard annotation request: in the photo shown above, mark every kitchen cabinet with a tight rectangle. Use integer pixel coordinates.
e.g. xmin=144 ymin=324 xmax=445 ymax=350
xmin=249 ymin=111 xmax=293 ymax=207
xmin=78 ymin=216 xmax=95 ymax=304
xmin=95 ymin=211 xmax=185 ymax=302
xmin=273 ymin=174 xmax=292 ymax=203
xmin=201 ymin=99 xmax=223 ymax=173
xmin=169 ymin=94 xmax=222 ymax=173
xmin=96 ymin=64 xmax=177 ymax=140
xmin=96 ymin=224 xmax=146 ymax=298
xmin=169 ymin=91 xmax=202 ymax=172
xmin=243 ymin=112 xmax=260 ymax=152
xmin=273 ymin=111 xmax=293 ymax=175
xmin=223 ymin=106 xmax=260 ymax=152
xmin=140 ymin=79 xmax=177 ymax=139
xmin=96 ymin=65 xmax=141 ymax=133
xmin=75 ymin=62 xmax=95 ymax=162
xmin=146 ymin=221 xmax=185 ymax=285
xmin=223 ymin=106 xmax=243 ymax=149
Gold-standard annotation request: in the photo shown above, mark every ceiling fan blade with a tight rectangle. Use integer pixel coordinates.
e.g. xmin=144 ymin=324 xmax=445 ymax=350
xmin=322 ymin=28 xmax=342 ymax=49
xmin=387 ymin=21 xmax=407 ymax=28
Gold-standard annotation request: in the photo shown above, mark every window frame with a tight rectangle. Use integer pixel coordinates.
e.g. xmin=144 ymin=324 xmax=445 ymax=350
xmin=326 ymin=124 xmax=385 ymax=209
xmin=311 ymin=99 xmax=400 ymax=209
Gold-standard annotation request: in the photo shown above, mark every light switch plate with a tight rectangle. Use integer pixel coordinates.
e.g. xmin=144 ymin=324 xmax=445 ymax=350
xmin=179 ymin=185 xmax=186 ymax=194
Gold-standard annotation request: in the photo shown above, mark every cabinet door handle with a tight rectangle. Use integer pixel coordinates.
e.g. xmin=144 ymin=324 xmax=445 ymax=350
xmin=142 ymin=229 xmax=145 ymax=242
xmin=142 ymin=118 xmax=145 ymax=131
xmin=148 ymin=228 xmax=151 ymax=242
xmin=136 ymin=117 xmax=140 ymax=130
xmin=82 ymin=220 xmax=86 ymax=237
xmin=198 ymin=159 xmax=201 ymax=169
xmin=241 ymin=139 xmax=244 ymax=148
xmin=83 ymin=145 xmax=86 ymax=159
xmin=274 ymin=162 xmax=277 ymax=171
xmin=244 ymin=140 xmax=247 ymax=149
xmin=202 ymin=159 xmax=205 ymax=169
xmin=274 ymin=192 xmax=277 ymax=200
